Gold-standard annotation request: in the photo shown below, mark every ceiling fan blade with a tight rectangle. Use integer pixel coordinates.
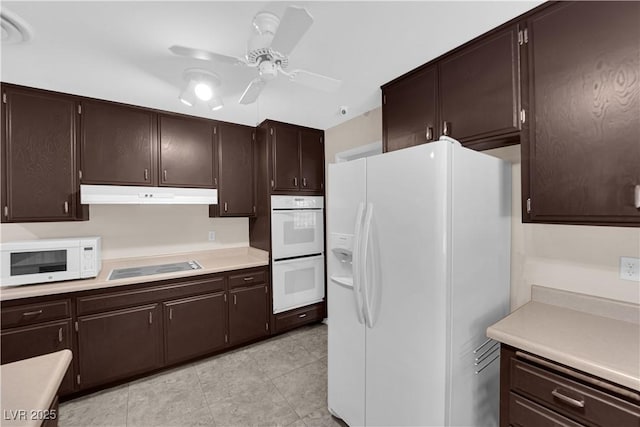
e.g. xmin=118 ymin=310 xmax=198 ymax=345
xmin=288 ymin=69 xmax=342 ymax=92
xmin=239 ymin=78 xmax=267 ymax=104
xmin=270 ymin=6 xmax=313 ymax=56
xmin=169 ymin=45 xmax=246 ymax=66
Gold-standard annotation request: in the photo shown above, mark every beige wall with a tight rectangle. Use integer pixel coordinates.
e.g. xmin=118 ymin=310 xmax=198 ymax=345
xmin=0 ymin=205 xmax=248 ymax=260
xmin=325 ymin=109 xmax=640 ymax=309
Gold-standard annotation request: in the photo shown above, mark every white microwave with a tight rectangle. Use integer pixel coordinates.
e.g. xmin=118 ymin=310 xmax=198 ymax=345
xmin=0 ymin=237 xmax=102 ymax=287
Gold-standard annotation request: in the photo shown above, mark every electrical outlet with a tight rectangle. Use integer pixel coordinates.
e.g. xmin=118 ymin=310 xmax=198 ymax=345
xmin=619 ymin=257 xmax=640 ymax=282
xmin=208 ymin=231 xmax=216 ymax=241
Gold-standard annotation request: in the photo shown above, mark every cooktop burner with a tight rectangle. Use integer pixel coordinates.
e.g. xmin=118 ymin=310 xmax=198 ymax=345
xmin=107 ymin=260 xmax=202 ymax=281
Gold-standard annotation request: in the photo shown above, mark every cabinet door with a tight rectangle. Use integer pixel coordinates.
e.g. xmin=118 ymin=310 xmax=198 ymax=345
xmin=163 ymin=292 xmax=227 ymax=365
xmin=1 ymin=87 xmax=77 ymax=222
xmin=299 ymin=130 xmax=324 ymax=193
xmin=382 ymin=65 xmax=438 ymax=152
xmin=271 ymin=125 xmax=300 ymax=191
xmin=78 ymin=304 xmax=162 ymax=389
xmin=1 ymin=320 xmax=74 ymax=395
xmin=439 ymin=26 xmax=520 ymax=149
xmin=524 ymin=2 xmax=640 ymax=225
xmin=217 ymin=123 xmax=255 ymax=216
xmin=81 ymin=100 xmax=156 ymax=186
xmin=229 ymin=284 xmax=268 ymax=346
xmin=159 ymin=115 xmax=215 ymax=188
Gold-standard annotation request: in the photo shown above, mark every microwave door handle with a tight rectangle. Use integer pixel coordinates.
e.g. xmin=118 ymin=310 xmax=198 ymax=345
xmin=352 ymin=202 xmax=366 ymax=324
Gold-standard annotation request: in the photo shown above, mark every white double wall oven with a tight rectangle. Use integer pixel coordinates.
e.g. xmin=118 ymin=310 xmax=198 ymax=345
xmin=270 ymin=196 xmax=325 ymax=314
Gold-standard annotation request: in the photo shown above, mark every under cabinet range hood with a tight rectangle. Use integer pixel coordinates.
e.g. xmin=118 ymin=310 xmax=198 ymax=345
xmin=80 ymin=185 xmax=217 ymax=205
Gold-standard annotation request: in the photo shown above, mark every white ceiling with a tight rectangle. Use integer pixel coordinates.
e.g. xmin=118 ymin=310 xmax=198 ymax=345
xmin=1 ymin=1 xmax=542 ymax=130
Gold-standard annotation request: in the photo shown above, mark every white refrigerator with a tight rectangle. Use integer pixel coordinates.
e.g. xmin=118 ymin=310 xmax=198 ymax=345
xmin=327 ymin=137 xmax=511 ymax=427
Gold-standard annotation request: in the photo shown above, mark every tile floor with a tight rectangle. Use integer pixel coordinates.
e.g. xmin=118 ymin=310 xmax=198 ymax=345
xmin=59 ymin=323 xmax=344 ymax=427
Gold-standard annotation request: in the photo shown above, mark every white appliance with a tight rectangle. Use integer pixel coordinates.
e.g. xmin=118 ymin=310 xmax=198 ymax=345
xmin=327 ymin=137 xmax=511 ymax=426
xmin=271 ymin=195 xmax=325 ymax=314
xmin=80 ymin=184 xmax=217 ymax=205
xmin=1 ymin=237 xmax=102 ymax=287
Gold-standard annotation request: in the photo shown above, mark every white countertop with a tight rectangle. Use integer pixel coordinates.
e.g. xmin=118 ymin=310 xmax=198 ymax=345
xmin=0 ymin=350 xmax=72 ymax=427
xmin=487 ymin=285 xmax=640 ymax=391
xmin=0 ymin=246 xmax=269 ymax=301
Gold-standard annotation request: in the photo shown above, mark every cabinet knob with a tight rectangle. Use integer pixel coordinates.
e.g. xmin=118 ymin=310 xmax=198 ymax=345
xmin=293 ymin=177 xmax=298 ymax=187
xmin=302 ymin=177 xmax=307 ymax=188
xmin=224 ymin=202 xmax=228 ymax=212
xmin=233 ymin=294 xmax=237 ymax=305
xmin=443 ymin=121 xmax=451 ymax=136
xmin=63 ymin=201 xmax=69 ymax=214
xmin=169 ymin=308 xmax=173 ymax=321
xmin=144 ymin=169 xmax=149 ymax=180
xmin=426 ymin=126 xmax=434 ymax=141
xmin=163 ymin=170 xmax=168 ymax=182
xmin=149 ymin=312 xmax=153 ymax=325
xmin=58 ymin=327 xmax=63 ymax=343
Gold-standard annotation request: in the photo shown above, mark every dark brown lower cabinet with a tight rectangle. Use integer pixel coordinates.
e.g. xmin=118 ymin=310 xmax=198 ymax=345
xmin=163 ymin=292 xmax=227 ymax=365
xmin=229 ymin=284 xmax=268 ymax=346
xmin=77 ymin=304 xmax=162 ymax=389
xmin=501 ymin=345 xmax=640 ymax=427
xmin=0 ymin=319 xmax=74 ymax=395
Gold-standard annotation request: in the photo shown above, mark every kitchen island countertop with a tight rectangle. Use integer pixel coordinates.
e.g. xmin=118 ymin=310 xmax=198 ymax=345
xmin=0 ymin=246 xmax=268 ymax=301
xmin=487 ymin=285 xmax=640 ymax=392
xmin=0 ymin=349 xmax=72 ymax=427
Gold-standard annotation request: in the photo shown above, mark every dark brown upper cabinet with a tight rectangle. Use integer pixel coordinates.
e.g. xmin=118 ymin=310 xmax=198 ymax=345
xmin=299 ymin=129 xmax=325 ymax=192
xmin=265 ymin=121 xmax=324 ymax=195
xmin=522 ymin=1 xmax=640 ymax=226
xmin=213 ymin=122 xmax=255 ymax=217
xmin=382 ymin=65 xmax=438 ymax=152
xmin=81 ymin=100 xmax=157 ymax=186
xmin=1 ymin=85 xmax=83 ymax=222
xmin=439 ymin=25 xmax=521 ymax=149
xmin=159 ymin=114 xmax=216 ymax=188
xmin=382 ymin=25 xmax=521 ymax=153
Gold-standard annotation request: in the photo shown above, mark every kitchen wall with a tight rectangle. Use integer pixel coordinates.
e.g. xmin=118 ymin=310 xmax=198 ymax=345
xmin=325 ymin=107 xmax=640 ymax=309
xmin=0 ymin=205 xmax=248 ymax=260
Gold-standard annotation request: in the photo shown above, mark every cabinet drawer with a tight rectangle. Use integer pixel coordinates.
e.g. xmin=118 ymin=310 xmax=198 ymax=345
xmin=509 ymin=392 xmax=584 ymax=427
xmin=511 ymin=358 xmax=640 ymax=426
xmin=77 ymin=276 xmax=225 ymax=315
xmin=1 ymin=299 xmax=71 ymax=329
xmin=228 ymin=268 xmax=267 ymax=289
xmin=274 ymin=302 xmax=323 ymax=334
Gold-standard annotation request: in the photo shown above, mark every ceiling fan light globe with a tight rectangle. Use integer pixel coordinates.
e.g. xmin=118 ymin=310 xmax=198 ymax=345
xmin=194 ymin=82 xmax=213 ymax=101
xmin=258 ymin=60 xmax=277 ymax=80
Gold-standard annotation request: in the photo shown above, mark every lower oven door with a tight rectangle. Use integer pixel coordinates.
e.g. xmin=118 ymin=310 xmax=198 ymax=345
xmin=272 ymin=255 xmax=325 ymax=314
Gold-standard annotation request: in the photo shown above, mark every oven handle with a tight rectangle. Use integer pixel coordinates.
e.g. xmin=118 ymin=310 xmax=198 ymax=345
xmin=272 ymin=254 xmax=324 ymax=265
xmin=271 ymin=208 xmax=324 ymax=212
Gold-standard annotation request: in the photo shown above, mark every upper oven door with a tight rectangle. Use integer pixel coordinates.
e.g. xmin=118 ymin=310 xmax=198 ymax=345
xmin=271 ymin=208 xmax=325 ymax=259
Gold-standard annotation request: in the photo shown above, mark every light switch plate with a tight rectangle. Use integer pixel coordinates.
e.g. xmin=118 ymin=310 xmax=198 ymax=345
xmin=619 ymin=257 xmax=640 ymax=282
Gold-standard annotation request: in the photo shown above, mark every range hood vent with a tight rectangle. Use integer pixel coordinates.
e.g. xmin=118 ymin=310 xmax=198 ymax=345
xmin=80 ymin=185 xmax=217 ymax=205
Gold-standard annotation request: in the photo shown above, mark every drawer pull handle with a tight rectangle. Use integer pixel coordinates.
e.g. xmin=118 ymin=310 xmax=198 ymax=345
xmin=298 ymin=313 xmax=307 ymax=318
xmin=58 ymin=327 xmax=63 ymax=343
xmin=551 ymin=388 xmax=585 ymax=408
xmin=149 ymin=312 xmax=153 ymax=325
xmin=169 ymin=308 xmax=173 ymax=321
xmin=243 ymin=277 xmax=254 ymax=281
xmin=23 ymin=310 xmax=43 ymax=317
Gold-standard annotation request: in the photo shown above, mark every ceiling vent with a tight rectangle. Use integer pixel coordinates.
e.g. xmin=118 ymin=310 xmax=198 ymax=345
xmin=1 ymin=10 xmax=32 ymax=44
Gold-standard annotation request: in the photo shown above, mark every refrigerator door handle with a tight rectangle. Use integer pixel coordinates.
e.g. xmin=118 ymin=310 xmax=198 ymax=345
xmin=361 ymin=203 xmax=375 ymax=328
xmin=352 ymin=202 xmax=366 ymax=324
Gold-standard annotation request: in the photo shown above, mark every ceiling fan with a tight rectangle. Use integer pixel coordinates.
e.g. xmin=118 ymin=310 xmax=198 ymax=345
xmin=170 ymin=5 xmax=342 ymax=105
